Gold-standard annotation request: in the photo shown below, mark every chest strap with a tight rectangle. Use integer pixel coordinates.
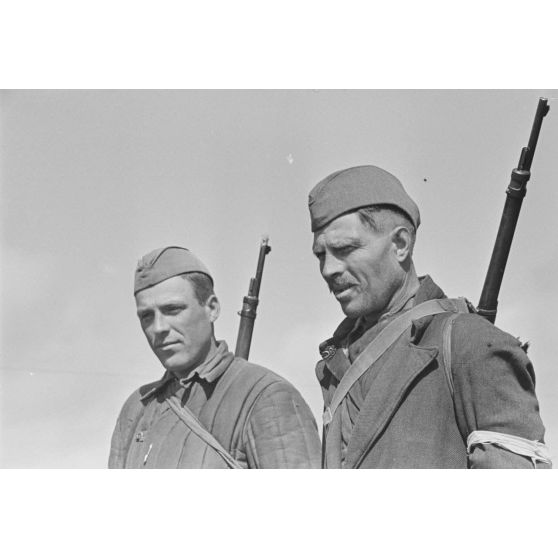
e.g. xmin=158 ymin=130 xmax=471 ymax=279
xmin=166 ymin=397 xmax=243 ymax=469
xmin=322 ymin=297 xmax=469 ymax=429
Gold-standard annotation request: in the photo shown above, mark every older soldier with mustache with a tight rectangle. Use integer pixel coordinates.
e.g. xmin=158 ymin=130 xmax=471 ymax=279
xmin=309 ymin=165 xmax=550 ymax=469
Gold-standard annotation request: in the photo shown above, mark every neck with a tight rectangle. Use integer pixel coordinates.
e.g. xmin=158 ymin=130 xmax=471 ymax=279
xmin=173 ymin=336 xmax=219 ymax=379
xmin=202 ymin=336 xmax=219 ymax=363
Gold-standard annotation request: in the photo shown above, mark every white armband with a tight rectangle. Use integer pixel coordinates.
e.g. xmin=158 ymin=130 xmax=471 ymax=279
xmin=467 ymin=430 xmax=552 ymax=467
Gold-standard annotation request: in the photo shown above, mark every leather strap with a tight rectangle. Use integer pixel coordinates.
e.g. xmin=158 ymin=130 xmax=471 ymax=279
xmin=441 ymin=312 xmax=461 ymax=397
xmin=166 ymin=397 xmax=243 ymax=469
xmin=323 ymin=298 xmax=469 ymax=430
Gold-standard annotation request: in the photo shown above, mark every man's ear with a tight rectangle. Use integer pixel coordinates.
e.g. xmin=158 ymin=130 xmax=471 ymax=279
xmin=205 ymin=294 xmax=220 ymax=323
xmin=391 ymin=226 xmax=413 ymax=262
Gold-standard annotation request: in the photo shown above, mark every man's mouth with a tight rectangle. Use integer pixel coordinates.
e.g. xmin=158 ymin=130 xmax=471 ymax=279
xmin=155 ymin=341 xmax=180 ymax=350
xmin=331 ymin=284 xmax=356 ymax=300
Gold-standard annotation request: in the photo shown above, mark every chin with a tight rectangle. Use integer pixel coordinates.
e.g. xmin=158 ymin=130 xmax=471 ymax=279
xmin=168 ymin=349 xmax=206 ymax=373
xmin=340 ymin=302 xmax=363 ymax=319
xmin=340 ymin=298 xmax=379 ymax=320
xmin=162 ymin=356 xmax=190 ymax=373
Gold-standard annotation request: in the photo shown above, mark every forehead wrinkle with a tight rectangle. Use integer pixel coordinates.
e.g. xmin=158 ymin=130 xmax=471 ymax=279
xmin=325 ymin=227 xmax=363 ymax=247
xmin=328 ymin=235 xmax=364 ymax=248
xmin=135 ymin=285 xmax=190 ymax=310
xmin=314 ymin=229 xmax=361 ymax=253
xmin=141 ymin=294 xmax=187 ymax=307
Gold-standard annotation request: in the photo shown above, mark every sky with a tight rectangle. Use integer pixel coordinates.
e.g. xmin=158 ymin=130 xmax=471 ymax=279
xmin=1 ymin=89 xmax=557 ymax=468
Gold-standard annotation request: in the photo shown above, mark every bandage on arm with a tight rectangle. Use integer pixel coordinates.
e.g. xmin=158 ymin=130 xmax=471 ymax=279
xmin=467 ymin=430 xmax=552 ymax=469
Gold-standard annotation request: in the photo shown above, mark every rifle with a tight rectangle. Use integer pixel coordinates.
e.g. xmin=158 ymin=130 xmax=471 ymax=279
xmin=235 ymin=236 xmax=272 ymax=359
xmin=477 ymin=97 xmax=550 ymax=323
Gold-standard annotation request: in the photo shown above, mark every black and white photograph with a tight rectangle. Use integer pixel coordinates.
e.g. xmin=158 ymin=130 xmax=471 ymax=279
xmin=1 ymin=3 xmax=557 ymax=557
xmin=2 ymin=89 xmax=556 ymax=470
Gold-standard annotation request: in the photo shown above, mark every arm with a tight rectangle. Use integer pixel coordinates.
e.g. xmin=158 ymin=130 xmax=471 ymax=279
xmin=450 ymin=313 xmax=551 ymax=468
xmin=243 ymin=381 xmax=322 ymax=469
xmin=108 ymin=413 xmax=126 ymax=469
xmin=108 ymin=390 xmax=144 ymax=469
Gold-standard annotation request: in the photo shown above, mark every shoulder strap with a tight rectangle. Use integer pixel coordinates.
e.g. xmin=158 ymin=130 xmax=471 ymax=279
xmin=441 ymin=313 xmax=460 ymax=398
xmin=166 ymin=397 xmax=243 ymax=469
xmin=323 ymin=297 xmax=468 ymax=428
xmin=439 ymin=298 xmax=474 ymax=399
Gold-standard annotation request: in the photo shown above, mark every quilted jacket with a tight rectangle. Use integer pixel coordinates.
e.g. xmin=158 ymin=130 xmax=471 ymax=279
xmin=109 ymin=351 xmax=321 ymax=469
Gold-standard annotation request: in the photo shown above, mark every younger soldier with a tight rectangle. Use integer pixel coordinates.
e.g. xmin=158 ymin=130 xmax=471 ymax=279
xmin=109 ymin=246 xmax=321 ymax=468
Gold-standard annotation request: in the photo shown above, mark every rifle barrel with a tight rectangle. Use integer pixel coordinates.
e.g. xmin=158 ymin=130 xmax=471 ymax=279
xmin=234 ymin=237 xmax=271 ymax=359
xmin=477 ymin=98 xmax=549 ymax=323
xmin=524 ymin=98 xmax=551 ymax=169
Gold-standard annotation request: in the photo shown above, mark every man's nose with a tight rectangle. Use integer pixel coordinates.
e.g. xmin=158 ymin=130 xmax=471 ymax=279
xmin=152 ymin=312 xmax=170 ymax=334
xmin=321 ymin=253 xmax=344 ymax=280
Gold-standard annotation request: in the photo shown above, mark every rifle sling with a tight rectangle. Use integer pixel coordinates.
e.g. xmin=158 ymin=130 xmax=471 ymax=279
xmin=322 ymin=298 xmax=469 ymax=431
xmin=166 ymin=397 xmax=243 ymax=469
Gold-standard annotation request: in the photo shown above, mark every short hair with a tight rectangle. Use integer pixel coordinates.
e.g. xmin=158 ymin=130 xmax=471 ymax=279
xmin=356 ymin=205 xmax=416 ymax=252
xmin=180 ymin=272 xmax=215 ymax=305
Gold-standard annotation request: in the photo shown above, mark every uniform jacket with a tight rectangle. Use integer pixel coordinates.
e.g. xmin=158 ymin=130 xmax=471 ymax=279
xmin=316 ymin=276 xmax=550 ymax=468
xmin=110 ymin=344 xmax=321 ymax=468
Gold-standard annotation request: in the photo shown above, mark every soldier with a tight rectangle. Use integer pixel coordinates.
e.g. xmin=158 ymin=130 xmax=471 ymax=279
xmin=308 ymin=165 xmax=551 ymax=468
xmin=109 ymin=246 xmax=321 ymax=468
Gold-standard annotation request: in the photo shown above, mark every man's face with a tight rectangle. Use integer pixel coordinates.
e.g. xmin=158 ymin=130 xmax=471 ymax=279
xmin=312 ymin=211 xmax=402 ymax=319
xmin=135 ymin=275 xmax=219 ymax=374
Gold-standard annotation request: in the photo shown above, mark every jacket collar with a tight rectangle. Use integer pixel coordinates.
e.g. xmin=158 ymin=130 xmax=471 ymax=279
xmin=319 ymin=275 xmax=445 ymax=352
xmin=318 ymin=276 xmax=447 ymax=467
xmin=342 ymin=338 xmax=438 ymax=468
xmin=139 ymin=340 xmax=233 ymax=402
xmin=342 ymin=277 xmax=445 ymax=468
xmin=412 ymin=275 xmax=446 ymax=305
xmin=174 ymin=340 xmax=234 ymax=385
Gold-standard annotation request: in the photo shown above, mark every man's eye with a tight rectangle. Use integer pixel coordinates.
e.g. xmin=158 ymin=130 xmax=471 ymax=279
xmin=165 ymin=306 xmax=184 ymax=315
xmin=335 ymin=245 xmax=354 ymax=255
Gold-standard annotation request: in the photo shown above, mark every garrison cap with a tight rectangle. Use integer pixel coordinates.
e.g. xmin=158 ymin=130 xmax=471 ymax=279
xmin=134 ymin=246 xmax=213 ymax=295
xmin=308 ymin=165 xmax=421 ymax=232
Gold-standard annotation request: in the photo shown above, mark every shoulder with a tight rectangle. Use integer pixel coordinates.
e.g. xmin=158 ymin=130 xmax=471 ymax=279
xmin=117 ymin=376 xmax=165 ymax=420
xmin=423 ymin=305 xmax=525 ymax=351
xmin=441 ymin=311 xmax=535 ymax=388
xmin=222 ymin=359 xmax=315 ymax=424
xmin=233 ymin=361 xmax=318 ymax=433
xmin=229 ymin=358 xmax=303 ymax=397
xmin=226 ymin=360 xmax=314 ymax=414
xmin=449 ymin=312 xmax=527 ymax=355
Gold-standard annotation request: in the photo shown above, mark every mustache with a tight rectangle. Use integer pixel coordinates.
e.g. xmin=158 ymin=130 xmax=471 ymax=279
xmin=327 ymin=279 xmax=357 ymax=293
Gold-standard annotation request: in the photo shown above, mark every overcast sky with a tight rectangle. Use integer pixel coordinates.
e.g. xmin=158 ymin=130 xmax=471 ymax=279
xmin=1 ymin=89 xmax=557 ymax=467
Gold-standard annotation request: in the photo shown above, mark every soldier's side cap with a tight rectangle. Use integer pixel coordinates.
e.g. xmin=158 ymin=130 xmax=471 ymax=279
xmin=134 ymin=246 xmax=213 ymax=295
xmin=308 ymin=165 xmax=421 ymax=232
